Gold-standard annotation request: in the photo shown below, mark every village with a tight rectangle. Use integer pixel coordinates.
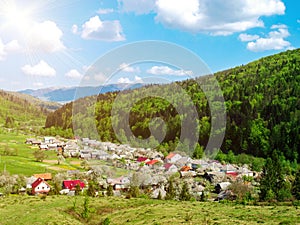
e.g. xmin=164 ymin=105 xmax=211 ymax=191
xmin=20 ymin=136 xmax=259 ymax=201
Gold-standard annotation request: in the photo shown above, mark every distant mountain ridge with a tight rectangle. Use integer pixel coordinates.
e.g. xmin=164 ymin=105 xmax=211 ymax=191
xmin=19 ymin=83 xmax=144 ymax=103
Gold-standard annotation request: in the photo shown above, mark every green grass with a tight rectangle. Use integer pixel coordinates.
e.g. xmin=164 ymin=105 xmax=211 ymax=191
xmin=0 ymin=195 xmax=299 ymax=225
xmin=0 ymin=132 xmax=82 ymax=176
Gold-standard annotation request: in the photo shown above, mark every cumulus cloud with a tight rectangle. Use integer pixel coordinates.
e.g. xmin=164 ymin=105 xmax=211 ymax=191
xmin=119 ymin=0 xmax=285 ymax=35
xmin=119 ymin=63 xmax=140 ymax=73
xmin=118 ymin=0 xmax=156 ymax=14
xmin=65 ymin=69 xmax=83 ymax=79
xmin=239 ymin=33 xmax=260 ymax=42
xmin=0 ymin=39 xmax=22 ymax=60
xmin=97 ymin=8 xmax=114 ymax=14
xmin=245 ymin=24 xmax=292 ymax=52
xmin=94 ymin=73 xmax=107 ymax=82
xmin=27 ymin=21 xmax=65 ymax=52
xmin=117 ymin=75 xmax=143 ymax=83
xmin=33 ymin=82 xmax=44 ymax=87
xmin=71 ymin=24 xmax=78 ymax=34
xmin=22 ymin=60 xmax=56 ymax=77
xmin=147 ymin=66 xmax=193 ymax=76
xmin=81 ymin=16 xmax=125 ymax=42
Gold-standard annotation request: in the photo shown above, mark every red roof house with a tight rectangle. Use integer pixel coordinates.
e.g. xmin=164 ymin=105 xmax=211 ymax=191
xmin=165 ymin=152 xmax=182 ymax=163
xmin=31 ymin=178 xmax=51 ymax=195
xmin=137 ymin=157 xmax=148 ymax=162
xmin=63 ymin=180 xmax=85 ymax=190
xmin=146 ymin=159 xmax=159 ymax=166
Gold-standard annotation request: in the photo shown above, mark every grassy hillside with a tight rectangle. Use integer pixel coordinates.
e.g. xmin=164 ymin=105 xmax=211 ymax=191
xmin=45 ymin=49 xmax=300 ymax=162
xmin=7 ymin=91 xmax=61 ymax=111
xmin=0 ymin=195 xmax=299 ymax=225
xmin=0 ymin=90 xmax=47 ymax=129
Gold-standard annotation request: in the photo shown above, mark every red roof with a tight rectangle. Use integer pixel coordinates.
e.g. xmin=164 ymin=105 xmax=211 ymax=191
xmin=63 ymin=180 xmax=85 ymax=190
xmin=166 ymin=153 xmax=176 ymax=159
xmin=164 ymin=163 xmax=173 ymax=170
xmin=31 ymin=178 xmax=50 ymax=194
xmin=137 ymin=157 xmax=148 ymax=162
xmin=146 ymin=159 xmax=159 ymax=165
xmin=226 ymin=171 xmax=238 ymax=177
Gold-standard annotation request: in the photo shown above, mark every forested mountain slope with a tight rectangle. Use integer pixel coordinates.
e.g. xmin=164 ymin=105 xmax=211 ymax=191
xmin=45 ymin=49 xmax=300 ymax=162
xmin=0 ymin=90 xmax=48 ymax=128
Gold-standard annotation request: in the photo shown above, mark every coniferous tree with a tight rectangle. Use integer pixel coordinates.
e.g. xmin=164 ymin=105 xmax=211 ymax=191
xmin=292 ymin=169 xmax=300 ymax=200
xmin=165 ymin=178 xmax=176 ymax=200
xmin=179 ymin=182 xmax=191 ymax=201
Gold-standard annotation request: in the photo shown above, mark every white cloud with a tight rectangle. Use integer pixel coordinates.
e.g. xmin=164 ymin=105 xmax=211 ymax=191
xmin=4 ymin=40 xmax=21 ymax=53
xmin=33 ymin=82 xmax=44 ymax=87
xmin=27 ymin=21 xmax=65 ymax=52
xmin=118 ymin=0 xmax=156 ymax=14
xmin=297 ymin=19 xmax=300 ymax=24
xmin=65 ymin=69 xmax=83 ymax=79
xmin=71 ymin=24 xmax=78 ymax=34
xmin=246 ymin=25 xmax=292 ymax=52
xmin=94 ymin=73 xmax=107 ymax=82
xmin=0 ymin=39 xmax=22 ymax=60
xmin=119 ymin=0 xmax=285 ymax=35
xmin=97 ymin=8 xmax=114 ymax=14
xmin=0 ymin=39 xmax=6 ymax=61
xmin=119 ymin=63 xmax=140 ymax=73
xmin=22 ymin=60 xmax=56 ymax=77
xmin=117 ymin=75 xmax=143 ymax=84
xmin=81 ymin=16 xmax=125 ymax=42
xmin=147 ymin=66 xmax=193 ymax=76
xmin=239 ymin=33 xmax=259 ymax=42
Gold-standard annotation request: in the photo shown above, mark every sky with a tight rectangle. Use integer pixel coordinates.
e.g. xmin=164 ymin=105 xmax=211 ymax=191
xmin=0 ymin=0 xmax=299 ymax=91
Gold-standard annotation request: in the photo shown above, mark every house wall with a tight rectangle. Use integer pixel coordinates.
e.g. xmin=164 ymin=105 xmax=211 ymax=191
xmin=34 ymin=182 xmax=50 ymax=194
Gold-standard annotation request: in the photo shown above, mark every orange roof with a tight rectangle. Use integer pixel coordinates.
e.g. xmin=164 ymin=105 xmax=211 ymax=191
xmin=166 ymin=153 xmax=176 ymax=159
xmin=146 ymin=159 xmax=159 ymax=165
xmin=181 ymin=166 xmax=191 ymax=172
xmin=33 ymin=173 xmax=52 ymax=180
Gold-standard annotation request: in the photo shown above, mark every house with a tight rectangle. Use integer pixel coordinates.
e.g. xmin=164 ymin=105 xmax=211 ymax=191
xmin=107 ymin=176 xmax=130 ymax=190
xmin=25 ymin=138 xmax=41 ymax=145
xmin=137 ymin=157 xmax=148 ymax=163
xmin=31 ymin=178 xmax=51 ymax=195
xmin=165 ymin=153 xmax=182 ymax=163
xmin=44 ymin=137 xmax=56 ymax=144
xmin=146 ymin=159 xmax=159 ymax=166
xmin=180 ymin=166 xmax=192 ymax=172
xmin=164 ymin=163 xmax=178 ymax=173
xmin=39 ymin=144 xmax=48 ymax=150
xmin=215 ymin=182 xmax=231 ymax=193
xmin=33 ymin=173 xmax=52 ymax=180
xmin=63 ymin=180 xmax=85 ymax=190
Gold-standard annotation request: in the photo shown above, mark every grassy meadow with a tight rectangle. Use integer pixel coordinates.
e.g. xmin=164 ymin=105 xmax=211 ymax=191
xmin=0 ymin=195 xmax=299 ymax=225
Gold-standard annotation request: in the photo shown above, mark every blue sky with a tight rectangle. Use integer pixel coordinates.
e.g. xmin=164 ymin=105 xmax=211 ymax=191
xmin=0 ymin=0 xmax=299 ymax=91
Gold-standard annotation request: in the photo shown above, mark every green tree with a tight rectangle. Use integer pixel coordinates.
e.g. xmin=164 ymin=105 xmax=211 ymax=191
xmin=165 ymin=178 xmax=176 ymax=200
xmin=107 ymin=185 xmax=114 ymax=196
xmin=292 ymin=168 xmax=300 ymax=200
xmin=259 ymin=150 xmax=290 ymax=202
xmin=179 ymin=182 xmax=191 ymax=201
xmin=33 ymin=150 xmax=47 ymax=162
xmin=192 ymin=143 xmax=204 ymax=159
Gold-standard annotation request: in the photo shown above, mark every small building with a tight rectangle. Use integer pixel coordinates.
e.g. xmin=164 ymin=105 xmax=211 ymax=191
xmin=63 ymin=180 xmax=85 ymax=190
xmin=31 ymin=178 xmax=51 ymax=195
xmin=165 ymin=153 xmax=182 ymax=163
xmin=44 ymin=137 xmax=56 ymax=144
xmin=164 ymin=163 xmax=178 ymax=173
xmin=33 ymin=173 xmax=52 ymax=181
xmin=107 ymin=176 xmax=130 ymax=190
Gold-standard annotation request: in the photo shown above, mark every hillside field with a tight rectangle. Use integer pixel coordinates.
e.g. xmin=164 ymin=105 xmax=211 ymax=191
xmin=0 ymin=195 xmax=299 ymax=225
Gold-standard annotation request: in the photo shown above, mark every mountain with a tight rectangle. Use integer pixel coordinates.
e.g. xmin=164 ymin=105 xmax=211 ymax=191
xmin=0 ymin=90 xmax=48 ymax=128
xmin=19 ymin=83 xmax=144 ymax=103
xmin=44 ymin=49 xmax=300 ymax=162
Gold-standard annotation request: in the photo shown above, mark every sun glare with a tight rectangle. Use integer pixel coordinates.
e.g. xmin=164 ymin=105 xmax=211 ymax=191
xmin=0 ymin=1 xmax=34 ymax=32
